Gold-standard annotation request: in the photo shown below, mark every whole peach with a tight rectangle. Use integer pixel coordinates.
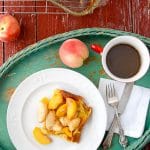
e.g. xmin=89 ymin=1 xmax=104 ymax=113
xmin=0 ymin=14 xmax=20 ymax=42
xmin=59 ymin=39 xmax=89 ymax=68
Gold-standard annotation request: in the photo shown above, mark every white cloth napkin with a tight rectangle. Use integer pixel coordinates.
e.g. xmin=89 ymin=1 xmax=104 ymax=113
xmin=99 ymin=78 xmax=150 ymax=138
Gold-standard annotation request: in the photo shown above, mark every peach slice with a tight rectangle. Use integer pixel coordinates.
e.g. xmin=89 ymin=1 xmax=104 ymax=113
xmin=46 ymin=111 xmax=56 ymax=130
xmin=59 ymin=116 xmax=69 ymax=126
xmin=33 ymin=127 xmax=52 ymax=144
xmin=49 ymin=91 xmax=64 ymax=109
xmin=59 ymin=39 xmax=89 ymax=68
xmin=41 ymin=97 xmax=49 ymax=105
xmin=68 ymin=118 xmax=81 ymax=132
xmin=52 ymin=121 xmax=63 ymax=132
xmin=63 ymin=127 xmax=72 ymax=138
xmin=41 ymin=127 xmax=50 ymax=135
xmin=38 ymin=98 xmax=49 ymax=123
xmin=66 ymin=98 xmax=77 ymax=120
xmin=56 ymin=104 xmax=67 ymax=117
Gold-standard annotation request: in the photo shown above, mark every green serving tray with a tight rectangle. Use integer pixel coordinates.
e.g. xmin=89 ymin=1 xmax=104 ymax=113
xmin=0 ymin=28 xmax=150 ymax=150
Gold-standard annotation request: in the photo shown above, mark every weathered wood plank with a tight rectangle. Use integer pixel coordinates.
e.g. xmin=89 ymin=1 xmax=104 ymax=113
xmin=132 ymin=0 xmax=150 ymax=37
xmin=36 ymin=0 xmax=132 ymax=41
xmin=67 ymin=0 xmax=132 ymax=31
xmin=0 ymin=1 xmax=3 ymax=66
xmin=36 ymin=0 xmax=68 ymax=41
xmin=0 ymin=42 xmax=3 ymax=66
xmin=4 ymin=0 xmax=36 ymax=61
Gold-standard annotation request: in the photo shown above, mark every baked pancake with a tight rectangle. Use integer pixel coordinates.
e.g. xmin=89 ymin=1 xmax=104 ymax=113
xmin=33 ymin=89 xmax=92 ymax=144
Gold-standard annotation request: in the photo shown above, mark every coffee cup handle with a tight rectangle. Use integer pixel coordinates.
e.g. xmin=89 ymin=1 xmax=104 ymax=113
xmin=91 ymin=44 xmax=103 ymax=54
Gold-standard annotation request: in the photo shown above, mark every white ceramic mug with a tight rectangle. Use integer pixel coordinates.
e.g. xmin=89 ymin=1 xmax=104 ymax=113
xmin=101 ymin=36 xmax=150 ymax=82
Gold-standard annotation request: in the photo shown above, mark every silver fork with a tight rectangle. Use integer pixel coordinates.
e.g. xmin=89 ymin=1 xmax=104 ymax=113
xmin=106 ymin=84 xmax=127 ymax=148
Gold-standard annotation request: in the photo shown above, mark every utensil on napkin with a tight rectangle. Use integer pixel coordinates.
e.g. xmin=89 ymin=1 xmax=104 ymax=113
xmin=103 ymin=82 xmax=134 ymax=149
xmin=105 ymin=83 xmax=128 ymax=148
xmin=99 ymin=78 xmax=150 ymax=138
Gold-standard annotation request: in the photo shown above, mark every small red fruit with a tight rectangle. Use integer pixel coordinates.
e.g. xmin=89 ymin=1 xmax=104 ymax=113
xmin=91 ymin=44 xmax=103 ymax=53
xmin=0 ymin=14 xmax=20 ymax=42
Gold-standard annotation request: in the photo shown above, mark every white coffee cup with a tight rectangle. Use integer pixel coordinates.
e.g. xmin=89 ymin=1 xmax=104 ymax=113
xmin=101 ymin=36 xmax=150 ymax=82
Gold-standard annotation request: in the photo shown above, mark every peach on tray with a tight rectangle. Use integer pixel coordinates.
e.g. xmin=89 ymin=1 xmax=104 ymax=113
xmin=59 ymin=39 xmax=89 ymax=68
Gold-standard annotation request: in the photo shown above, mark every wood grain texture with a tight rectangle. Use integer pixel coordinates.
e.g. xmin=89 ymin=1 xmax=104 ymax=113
xmin=144 ymin=143 xmax=150 ymax=150
xmin=0 ymin=42 xmax=3 ymax=66
xmin=37 ymin=0 xmax=132 ymax=41
xmin=0 ymin=0 xmax=150 ymax=64
xmin=36 ymin=0 xmax=69 ymax=41
xmin=67 ymin=0 xmax=132 ymax=31
xmin=132 ymin=0 xmax=150 ymax=37
xmin=0 ymin=1 xmax=3 ymax=66
xmin=3 ymin=0 xmax=36 ymax=61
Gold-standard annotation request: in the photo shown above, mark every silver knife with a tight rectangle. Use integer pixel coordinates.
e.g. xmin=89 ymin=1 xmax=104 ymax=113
xmin=102 ymin=82 xmax=134 ymax=149
xmin=119 ymin=82 xmax=134 ymax=113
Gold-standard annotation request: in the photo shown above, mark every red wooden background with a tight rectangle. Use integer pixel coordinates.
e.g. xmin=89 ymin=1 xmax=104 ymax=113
xmin=0 ymin=0 xmax=150 ymax=67
xmin=0 ymin=0 xmax=150 ymax=149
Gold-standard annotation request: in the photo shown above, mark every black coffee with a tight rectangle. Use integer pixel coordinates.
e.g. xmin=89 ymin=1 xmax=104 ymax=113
xmin=106 ymin=44 xmax=141 ymax=78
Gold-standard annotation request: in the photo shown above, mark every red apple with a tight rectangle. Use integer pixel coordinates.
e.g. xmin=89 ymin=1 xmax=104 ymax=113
xmin=59 ymin=39 xmax=89 ymax=68
xmin=0 ymin=14 xmax=20 ymax=42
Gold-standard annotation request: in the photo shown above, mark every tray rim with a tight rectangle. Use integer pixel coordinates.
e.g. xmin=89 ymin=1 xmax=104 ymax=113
xmin=0 ymin=28 xmax=150 ymax=78
xmin=0 ymin=28 xmax=150 ymax=150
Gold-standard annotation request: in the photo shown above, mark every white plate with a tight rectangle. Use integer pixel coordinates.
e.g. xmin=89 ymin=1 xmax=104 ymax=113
xmin=7 ymin=68 xmax=107 ymax=150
